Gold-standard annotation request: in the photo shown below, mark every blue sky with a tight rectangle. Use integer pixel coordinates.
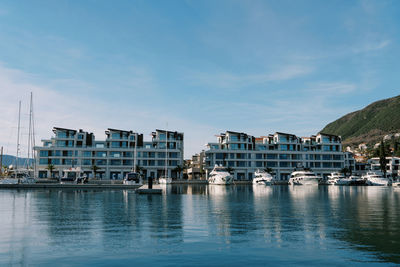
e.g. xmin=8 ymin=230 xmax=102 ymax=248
xmin=0 ymin=0 xmax=399 ymax=158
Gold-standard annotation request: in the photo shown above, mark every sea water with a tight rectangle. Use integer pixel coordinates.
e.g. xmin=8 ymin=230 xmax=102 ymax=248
xmin=0 ymin=185 xmax=399 ymax=266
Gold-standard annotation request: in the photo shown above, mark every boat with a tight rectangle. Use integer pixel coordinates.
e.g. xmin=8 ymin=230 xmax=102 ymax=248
xmin=327 ymin=172 xmax=351 ymax=185
xmin=348 ymin=175 xmax=366 ymax=185
xmin=60 ymin=167 xmax=87 ymax=184
xmin=362 ymin=171 xmax=391 ymax=186
xmin=252 ymin=169 xmax=275 ymax=185
xmin=0 ymin=96 xmax=36 ymax=185
xmin=124 ymin=133 xmax=143 ymax=186
xmin=208 ymin=165 xmax=233 ymax=185
xmin=123 ymin=172 xmax=142 ymax=185
xmin=288 ymin=170 xmax=321 ymax=185
xmin=159 ymin=129 xmax=172 ymax=184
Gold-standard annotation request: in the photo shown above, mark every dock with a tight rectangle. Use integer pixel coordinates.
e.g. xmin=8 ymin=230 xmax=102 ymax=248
xmin=136 ymin=184 xmax=163 ymax=194
xmin=0 ymin=183 xmax=141 ymax=190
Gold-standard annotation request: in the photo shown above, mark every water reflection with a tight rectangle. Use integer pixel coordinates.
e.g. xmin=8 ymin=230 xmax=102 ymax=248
xmin=0 ymin=186 xmax=400 ymax=265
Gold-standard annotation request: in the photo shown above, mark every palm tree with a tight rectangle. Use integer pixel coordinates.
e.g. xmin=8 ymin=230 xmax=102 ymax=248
xmin=341 ymin=167 xmax=349 ymax=176
xmin=91 ymin=164 xmax=100 ymax=179
xmin=173 ymin=165 xmax=184 ymax=180
xmin=264 ymin=167 xmax=273 ymax=174
xmin=226 ymin=166 xmax=234 ymax=174
xmin=46 ymin=164 xmax=55 ymax=178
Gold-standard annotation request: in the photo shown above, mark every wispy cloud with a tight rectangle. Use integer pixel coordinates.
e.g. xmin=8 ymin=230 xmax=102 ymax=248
xmin=187 ymin=65 xmax=313 ymax=89
xmin=352 ymin=39 xmax=391 ymax=54
xmin=306 ymin=82 xmax=357 ymax=94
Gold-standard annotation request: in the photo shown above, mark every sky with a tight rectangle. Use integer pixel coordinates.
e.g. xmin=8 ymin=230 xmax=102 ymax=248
xmin=0 ymin=0 xmax=399 ymax=158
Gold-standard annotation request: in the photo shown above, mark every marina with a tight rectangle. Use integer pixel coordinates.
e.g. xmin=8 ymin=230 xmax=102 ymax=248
xmin=1 ymin=185 xmax=400 ymax=266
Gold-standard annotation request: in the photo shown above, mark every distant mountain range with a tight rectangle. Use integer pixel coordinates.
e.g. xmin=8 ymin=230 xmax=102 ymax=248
xmin=321 ymin=95 xmax=400 ymax=146
xmin=0 ymin=155 xmax=34 ymax=168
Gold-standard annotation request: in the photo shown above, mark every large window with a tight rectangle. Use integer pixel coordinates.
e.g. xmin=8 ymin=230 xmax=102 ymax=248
xmin=111 ymin=142 xmax=120 ymax=148
xmin=82 ymin=151 xmax=91 ymax=157
xmin=40 ymin=150 xmax=49 ymax=157
xmin=96 ymin=151 xmax=107 ymax=157
xmin=110 ymin=152 xmax=121 ymax=158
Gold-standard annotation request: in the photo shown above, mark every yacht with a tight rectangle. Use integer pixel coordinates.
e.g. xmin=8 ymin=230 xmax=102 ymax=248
xmin=123 ymin=172 xmax=142 ymax=185
xmin=288 ymin=170 xmax=321 ymax=185
xmin=252 ymin=169 xmax=275 ymax=185
xmin=362 ymin=171 xmax=391 ymax=186
xmin=60 ymin=167 xmax=87 ymax=184
xmin=348 ymin=175 xmax=366 ymax=185
xmin=327 ymin=172 xmax=351 ymax=185
xmin=208 ymin=165 xmax=233 ymax=185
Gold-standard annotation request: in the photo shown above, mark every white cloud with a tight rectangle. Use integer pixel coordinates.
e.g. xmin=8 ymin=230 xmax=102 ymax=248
xmin=352 ymin=40 xmax=391 ymax=54
xmin=0 ymin=63 xmax=216 ymax=158
xmin=187 ymin=64 xmax=313 ymax=89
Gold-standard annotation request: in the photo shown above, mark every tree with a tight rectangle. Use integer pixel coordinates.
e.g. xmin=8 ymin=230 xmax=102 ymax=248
xmin=46 ymin=164 xmax=55 ymax=178
xmin=341 ymin=167 xmax=350 ymax=176
xmin=226 ymin=166 xmax=234 ymax=174
xmin=173 ymin=165 xmax=184 ymax=179
xmin=379 ymin=139 xmax=387 ymax=177
xmin=264 ymin=167 xmax=273 ymax=174
xmin=91 ymin=165 xmax=100 ymax=179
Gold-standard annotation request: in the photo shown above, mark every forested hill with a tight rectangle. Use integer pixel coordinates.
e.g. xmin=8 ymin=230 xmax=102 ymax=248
xmin=321 ymin=95 xmax=400 ymax=145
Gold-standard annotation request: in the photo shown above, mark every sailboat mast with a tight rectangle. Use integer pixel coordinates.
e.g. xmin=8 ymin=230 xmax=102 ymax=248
xmin=27 ymin=93 xmax=32 ymax=168
xmin=31 ymin=93 xmax=36 ymax=177
xmin=16 ymin=101 xmax=21 ymax=173
xmin=133 ymin=132 xmax=137 ymax=172
xmin=165 ymin=127 xmax=168 ymax=177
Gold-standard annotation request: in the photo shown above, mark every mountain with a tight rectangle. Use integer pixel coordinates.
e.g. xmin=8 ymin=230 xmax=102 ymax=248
xmin=0 ymin=155 xmax=34 ymax=168
xmin=321 ymin=95 xmax=400 ymax=146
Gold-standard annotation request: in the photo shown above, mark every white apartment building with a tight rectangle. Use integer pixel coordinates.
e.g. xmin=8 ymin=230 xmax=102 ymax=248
xmin=368 ymin=157 xmax=400 ymax=178
xmin=205 ymin=131 xmax=352 ymax=181
xmin=34 ymin=127 xmax=184 ymax=180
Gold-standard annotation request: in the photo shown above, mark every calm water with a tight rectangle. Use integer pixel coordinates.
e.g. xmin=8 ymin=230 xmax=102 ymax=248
xmin=1 ymin=185 xmax=400 ymax=266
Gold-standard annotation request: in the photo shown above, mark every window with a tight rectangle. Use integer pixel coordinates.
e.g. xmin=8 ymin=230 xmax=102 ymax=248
xmin=39 ymin=158 xmax=48 ymax=165
xmin=279 ymin=154 xmax=289 ymax=160
xmin=57 ymin=132 xmax=67 ymax=138
xmin=82 ymin=159 xmax=91 ymax=165
xmin=230 ymin=144 xmax=239 ymax=150
xmin=96 ymin=151 xmax=107 ymax=157
xmin=111 ymin=133 xmax=120 ymax=139
xmin=256 ymin=162 xmax=263 ymax=167
xmin=267 ymin=154 xmax=277 ymax=159
xmin=110 ymin=152 xmax=121 ymax=158
xmin=216 ymin=153 xmax=224 ymax=160
xmin=256 ymin=153 xmax=263 ymax=159
xmin=279 ymin=136 xmax=288 ymax=142
xmin=40 ymin=150 xmax=49 ymax=157
xmin=83 ymin=151 xmax=91 ymax=157
xmin=54 ymin=150 xmax=62 ymax=156
xmin=110 ymin=159 xmax=121 ymax=165
xmin=280 ymin=145 xmax=288 ymax=151
xmin=111 ymin=142 xmax=120 ymax=148
xmin=96 ymin=143 xmax=105 ymax=148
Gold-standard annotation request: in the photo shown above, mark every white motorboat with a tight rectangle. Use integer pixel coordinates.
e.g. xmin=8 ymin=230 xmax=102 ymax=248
xmin=288 ymin=170 xmax=321 ymax=185
xmin=348 ymin=175 xmax=366 ymax=185
xmin=60 ymin=167 xmax=87 ymax=184
xmin=123 ymin=172 xmax=142 ymax=185
xmin=208 ymin=165 xmax=233 ymax=185
xmin=327 ymin=172 xmax=351 ymax=185
xmin=252 ymin=169 xmax=275 ymax=185
xmin=159 ymin=177 xmax=172 ymax=184
xmin=362 ymin=171 xmax=391 ymax=186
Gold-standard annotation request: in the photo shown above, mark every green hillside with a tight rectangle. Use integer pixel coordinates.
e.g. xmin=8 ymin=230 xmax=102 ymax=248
xmin=321 ymin=95 xmax=400 ymax=145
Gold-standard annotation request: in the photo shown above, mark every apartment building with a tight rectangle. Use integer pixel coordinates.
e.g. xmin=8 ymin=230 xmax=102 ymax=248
xmin=205 ymin=131 xmax=352 ymax=180
xmin=34 ymin=127 xmax=184 ymax=179
xmin=186 ymin=150 xmax=206 ymax=180
xmin=368 ymin=157 xmax=400 ymax=178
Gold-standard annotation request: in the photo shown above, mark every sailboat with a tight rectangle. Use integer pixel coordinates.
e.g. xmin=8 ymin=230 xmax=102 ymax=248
xmin=159 ymin=130 xmax=172 ymax=184
xmin=1 ymin=94 xmax=36 ymax=184
xmin=123 ymin=132 xmax=143 ymax=185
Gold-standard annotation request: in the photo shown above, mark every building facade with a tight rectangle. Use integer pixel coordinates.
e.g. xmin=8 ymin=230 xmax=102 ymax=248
xmin=368 ymin=157 xmax=400 ymax=178
xmin=34 ymin=127 xmax=184 ymax=179
xmin=205 ymin=131 xmax=352 ymax=180
xmin=186 ymin=150 xmax=206 ymax=180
